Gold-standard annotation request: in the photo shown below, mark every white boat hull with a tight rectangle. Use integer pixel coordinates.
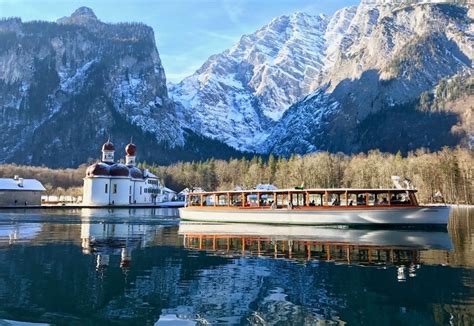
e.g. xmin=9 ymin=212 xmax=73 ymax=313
xmin=179 ymin=206 xmax=450 ymax=226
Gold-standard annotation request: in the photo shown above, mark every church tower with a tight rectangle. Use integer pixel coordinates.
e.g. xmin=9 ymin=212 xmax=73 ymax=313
xmin=125 ymin=141 xmax=136 ymax=166
xmin=102 ymin=139 xmax=115 ymax=162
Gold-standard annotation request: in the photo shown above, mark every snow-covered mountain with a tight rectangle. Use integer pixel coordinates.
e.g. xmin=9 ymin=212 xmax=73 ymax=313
xmin=1 ymin=2 xmax=472 ymax=167
xmin=170 ymin=12 xmax=329 ymax=151
xmin=0 ymin=7 xmax=242 ymax=167
xmin=173 ymin=1 xmax=473 ymax=155
xmin=267 ymin=1 xmax=473 ymax=155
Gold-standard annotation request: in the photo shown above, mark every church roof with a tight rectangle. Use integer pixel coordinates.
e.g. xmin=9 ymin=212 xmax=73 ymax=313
xmin=0 ymin=178 xmax=46 ymax=191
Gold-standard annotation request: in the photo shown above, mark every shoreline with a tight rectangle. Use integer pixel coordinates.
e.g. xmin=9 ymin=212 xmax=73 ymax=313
xmin=0 ymin=203 xmax=471 ymax=210
xmin=0 ymin=201 xmax=185 ymax=210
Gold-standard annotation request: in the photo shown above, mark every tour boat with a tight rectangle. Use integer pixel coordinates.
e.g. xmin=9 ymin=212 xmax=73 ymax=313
xmin=179 ymin=183 xmax=450 ymax=226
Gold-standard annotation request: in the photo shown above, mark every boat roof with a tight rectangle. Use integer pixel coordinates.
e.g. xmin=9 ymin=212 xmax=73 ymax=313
xmin=188 ymin=188 xmax=416 ymax=195
xmin=0 ymin=178 xmax=46 ymax=191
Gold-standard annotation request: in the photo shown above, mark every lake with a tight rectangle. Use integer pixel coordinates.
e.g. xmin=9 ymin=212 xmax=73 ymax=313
xmin=0 ymin=207 xmax=472 ymax=325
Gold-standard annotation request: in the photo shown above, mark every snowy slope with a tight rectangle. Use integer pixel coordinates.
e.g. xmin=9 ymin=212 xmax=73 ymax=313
xmin=170 ymin=12 xmax=329 ymax=152
xmin=173 ymin=1 xmax=473 ymax=156
xmin=267 ymin=2 xmax=473 ymax=155
xmin=0 ymin=7 xmax=182 ymax=167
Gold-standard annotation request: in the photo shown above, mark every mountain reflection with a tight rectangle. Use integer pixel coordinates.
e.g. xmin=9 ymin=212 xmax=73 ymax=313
xmin=0 ymin=207 xmax=472 ymax=325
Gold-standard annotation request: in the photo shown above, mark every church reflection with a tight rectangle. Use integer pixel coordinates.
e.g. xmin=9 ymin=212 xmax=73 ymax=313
xmin=80 ymin=210 xmax=169 ymax=272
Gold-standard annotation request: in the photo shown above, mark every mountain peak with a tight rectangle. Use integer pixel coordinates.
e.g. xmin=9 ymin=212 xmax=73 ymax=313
xmin=57 ymin=6 xmax=100 ymax=25
xmin=71 ymin=7 xmax=97 ymax=20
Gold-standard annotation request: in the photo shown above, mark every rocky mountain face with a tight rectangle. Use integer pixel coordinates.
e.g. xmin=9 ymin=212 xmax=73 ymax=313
xmin=170 ymin=12 xmax=329 ymax=151
xmin=1 ymin=2 xmax=472 ymax=168
xmin=0 ymin=7 xmax=242 ymax=167
xmin=268 ymin=1 xmax=473 ymax=155
xmin=173 ymin=1 xmax=473 ymax=155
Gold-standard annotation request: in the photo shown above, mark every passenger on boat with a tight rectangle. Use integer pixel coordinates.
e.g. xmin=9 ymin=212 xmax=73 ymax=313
xmin=332 ymin=198 xmax=340 ymax=206
xmin=309 ymin=200 xmax=316 ymax=206
xmin=357 ymin=195 xmax=366 ymax=205
xmin=380 ymin=197 xmax=389 ymax=205
xmin=349 ymin=199 xmax=354 ymax=206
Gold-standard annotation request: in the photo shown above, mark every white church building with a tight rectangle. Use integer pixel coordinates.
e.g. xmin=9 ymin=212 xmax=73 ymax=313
xmin=82 ymin=140 xmax=163 ymax=206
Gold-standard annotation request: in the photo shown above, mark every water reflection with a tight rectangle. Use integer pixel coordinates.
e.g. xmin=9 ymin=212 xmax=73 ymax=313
xmin=0 ymin=207 xmax=471 ymax=325
xmin=179 ymin=223 xmax=452 ymax=278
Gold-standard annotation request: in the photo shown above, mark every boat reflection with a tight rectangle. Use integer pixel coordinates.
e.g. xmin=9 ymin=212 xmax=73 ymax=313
xmin=179 ymin=222 xmax=453 ymax=272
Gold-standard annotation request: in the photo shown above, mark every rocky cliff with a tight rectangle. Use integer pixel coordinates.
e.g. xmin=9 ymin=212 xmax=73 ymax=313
xmin=0 ymin=7 xmax=242 ymax=167
xmin=172 ymin=1 xmax=473 ymax=156
xmin=170 ymin=12 xmax=329 ymax=151
xmin=1 ymin=3 xmax=472 ymax=167
xmin=267 ymin=2 xmax=473 ymax=155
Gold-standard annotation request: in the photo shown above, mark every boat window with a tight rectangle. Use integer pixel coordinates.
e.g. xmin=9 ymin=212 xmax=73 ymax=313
xmin=276 ymin=194 xmax=288 ymax=208
xmin=217 ymin=194 xmax=228 ymax=206
xmin=367 ymin=194 xmax=376 ymax=206
xmin=308 ymin=194 xmax=323 ymax=206
xmin=391 ymin=192 xmax=411 ymax=205
xmin=327 ymin=193 xmax=341 ymax=206
xmin=230 ymin=194 xmax=241 ymax=206
xmin=190 ymin=195 xmax=201 ymax=206
xmin=346 ymin=194 xmax=358 ymax=206
xmin=289 ymin=193 xmax=305 ymax=207
xmin=247 ymin=194 xmax=258 ymax=207
xmin=376 ymin=193 xmax=390 ymax=205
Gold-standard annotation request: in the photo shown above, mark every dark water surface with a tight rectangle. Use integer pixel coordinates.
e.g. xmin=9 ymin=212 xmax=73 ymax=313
xmin=0 ymin=207 xmax=472 ymax=325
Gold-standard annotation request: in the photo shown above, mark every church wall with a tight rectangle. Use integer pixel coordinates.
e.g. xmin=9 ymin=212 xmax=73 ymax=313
xmin=109 ymin=178 xmax=130 ymax=205
xmin=83 ymin=178 xmax=110 ymax=206
xmin=132 ymin=179 xmax=147 ymax=204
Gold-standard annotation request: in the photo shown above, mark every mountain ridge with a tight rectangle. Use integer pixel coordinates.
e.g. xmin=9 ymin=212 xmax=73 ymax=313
xmin=172 ymin=1 xmax=473 ymax=155
xmin=170 ymin=11 xmax=330 ymax=152
xmin=0 ymin=3 xmax=472 ymax=168
xmin=0 ymin=8 xmax=245 ymax=167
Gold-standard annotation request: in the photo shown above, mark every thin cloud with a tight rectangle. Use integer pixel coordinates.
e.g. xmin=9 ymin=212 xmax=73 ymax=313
xmin=222 ymin=0 xmax=244 ymax=24
xmin=201 ymin=30 xmax=240 ymax=42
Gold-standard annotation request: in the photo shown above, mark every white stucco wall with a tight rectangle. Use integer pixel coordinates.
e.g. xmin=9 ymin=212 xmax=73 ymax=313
xmin=83 ymin=178 xmax=110 ymax=206
xmin=83 ymin=176 xmax=164 ymax=206
xmin=109 ymin=178 xmax=130 ymax=205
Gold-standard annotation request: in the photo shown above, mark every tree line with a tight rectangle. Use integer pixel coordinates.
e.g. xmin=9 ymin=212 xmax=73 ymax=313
xmin=152 ymin=147 xmax=473 ymax=205
xmin=0 ymin=147 xmax=472 ymax=204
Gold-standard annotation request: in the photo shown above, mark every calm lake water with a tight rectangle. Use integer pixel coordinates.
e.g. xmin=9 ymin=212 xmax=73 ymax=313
xmin=0 ymin=207 xmax=472 ymax=325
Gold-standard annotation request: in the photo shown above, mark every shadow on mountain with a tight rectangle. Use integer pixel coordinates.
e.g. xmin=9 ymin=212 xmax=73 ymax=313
xmin=322 ymin=68 xmax=465 ymax=154
xmin=353 ymin=102 xmax=462 ymax=154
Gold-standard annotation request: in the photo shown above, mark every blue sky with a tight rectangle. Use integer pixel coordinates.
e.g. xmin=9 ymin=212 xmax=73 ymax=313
xmin=0 ymin=0 xmax=359 ymax=82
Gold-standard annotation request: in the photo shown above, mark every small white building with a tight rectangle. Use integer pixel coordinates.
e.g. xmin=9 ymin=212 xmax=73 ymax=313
xmin=82 ymin=140 xmax=163 ymax=206
xmin=160 ymin=187 xmax=177 ymax=202
xmin=0 ymin=176 xmax=46 ymax=206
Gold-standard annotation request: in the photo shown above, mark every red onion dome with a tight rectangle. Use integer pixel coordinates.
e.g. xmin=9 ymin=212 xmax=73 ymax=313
xmin=125 ymin=142 xmax=136 ymax=156
xmin=109 ymin=163 xmax=130 ymax=177
xmin=102 ymin=140 xmax=115 ymax=151
xmin=86 ymin=163 xmax=110 ymax=177
xmin=129 ymin=166 xmax=143 ymax=179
